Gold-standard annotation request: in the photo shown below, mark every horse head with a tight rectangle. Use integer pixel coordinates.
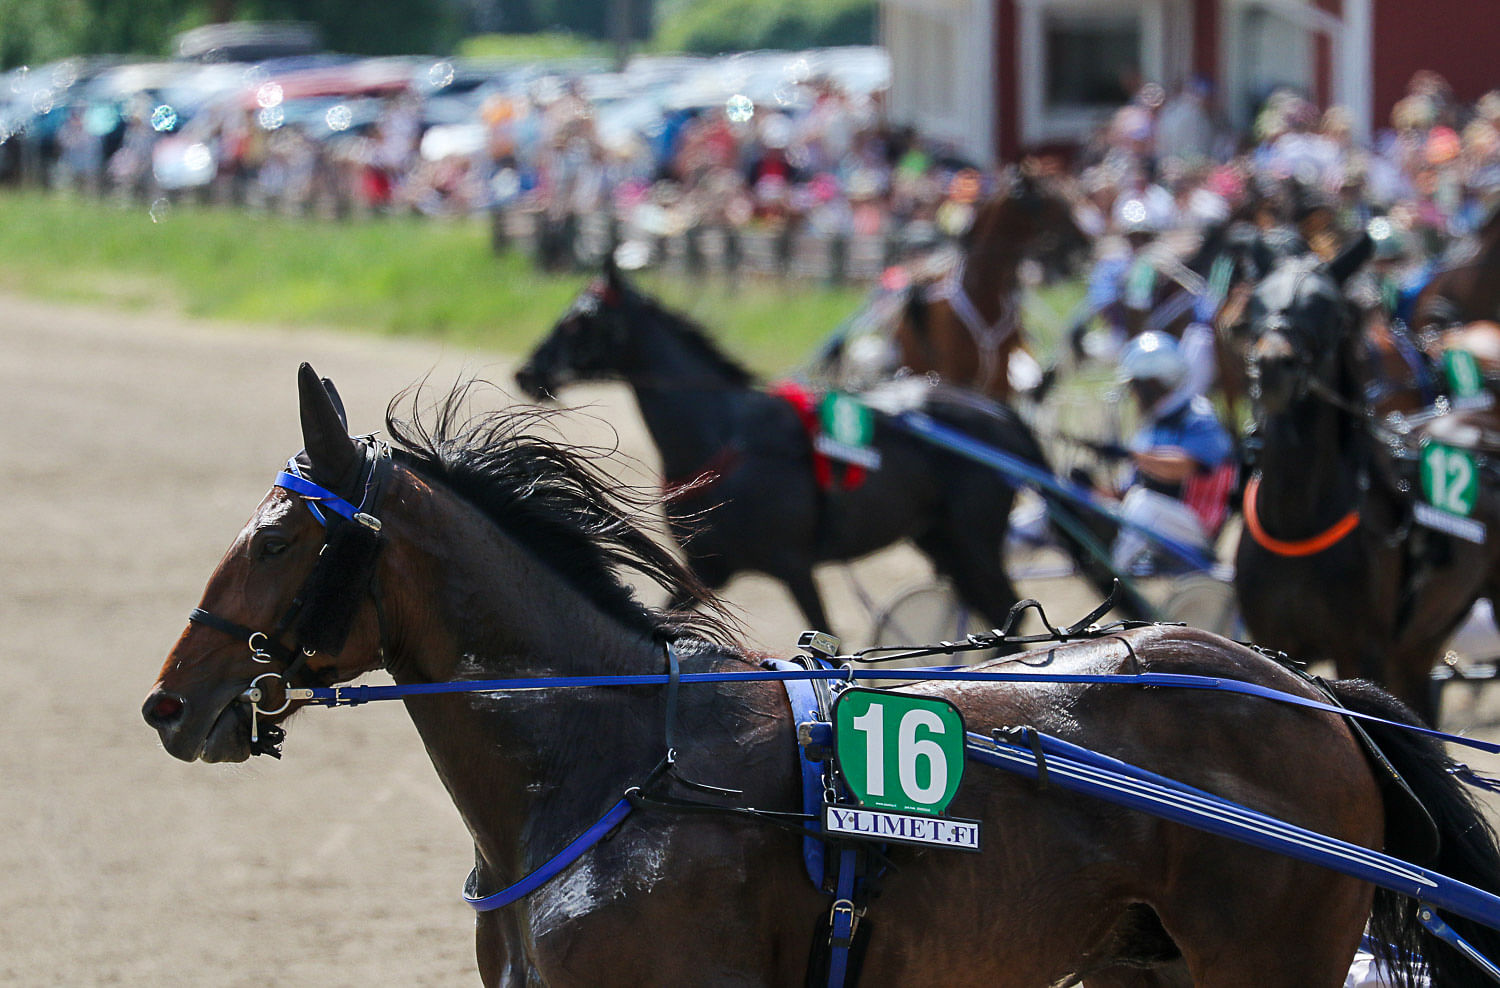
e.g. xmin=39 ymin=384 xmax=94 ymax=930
xmin=516 ymin=259 xmax=636 ymax=401
xmin=968 ymin=170 xmax=1091 ymax=282
xmin=142 ymin=364 xmax=390 ymax=762
xmin=1244 ymin=233 xmax=1373 ymax=416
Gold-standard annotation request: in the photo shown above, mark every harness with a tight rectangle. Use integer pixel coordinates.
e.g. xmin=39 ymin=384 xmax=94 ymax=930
xmin=924 ymin=256 xmax=1020 ymax=391
xmin=771 ymin=381 xmax=870 ymax=492
xmin=212 ymin=440 xmax=1500 ymax=981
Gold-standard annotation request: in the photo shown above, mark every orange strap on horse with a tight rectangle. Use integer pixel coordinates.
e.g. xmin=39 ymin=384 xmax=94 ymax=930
xmin=1242 ymin=474 xmax=1360 ymax=557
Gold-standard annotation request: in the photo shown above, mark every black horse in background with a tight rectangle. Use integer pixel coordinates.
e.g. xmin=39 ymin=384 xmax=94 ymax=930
xmin=1234 ymin=233 xmax=1500 ymax=722
xmin=517 ymin=262 xmax=1137 ymax=636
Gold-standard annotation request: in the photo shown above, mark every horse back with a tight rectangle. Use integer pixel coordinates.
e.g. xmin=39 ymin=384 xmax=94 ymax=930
xmin=918 ymin=625 xmax=1382 ymax=836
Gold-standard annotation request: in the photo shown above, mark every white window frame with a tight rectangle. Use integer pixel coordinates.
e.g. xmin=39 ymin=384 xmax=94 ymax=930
xmin=1219 ymin=0 xmax=1370 ymax=140
xmin=1016 ymin=0 xmax=1167 ymax=145
xmin=881 ymin=0 xmax=997 ymax=165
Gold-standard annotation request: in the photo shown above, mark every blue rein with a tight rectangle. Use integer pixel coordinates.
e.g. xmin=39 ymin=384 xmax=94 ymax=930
xmin=464 ymin=796 xmax=637 ymax=911
xmin=288 ymin=666 xmax=1500 ymax=757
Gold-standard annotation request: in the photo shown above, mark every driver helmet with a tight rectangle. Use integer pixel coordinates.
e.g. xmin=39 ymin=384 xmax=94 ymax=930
xmin=1117 ymin=331 xmax=1189 ymax=390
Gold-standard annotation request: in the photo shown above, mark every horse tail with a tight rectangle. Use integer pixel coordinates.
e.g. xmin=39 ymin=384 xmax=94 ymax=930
xmin=1326 ymin=678 xmax=1500 ymax=988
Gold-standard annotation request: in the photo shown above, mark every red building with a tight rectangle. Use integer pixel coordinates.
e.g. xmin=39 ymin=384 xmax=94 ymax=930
xmin=882 ymin=0 xmax=1500 ymax=165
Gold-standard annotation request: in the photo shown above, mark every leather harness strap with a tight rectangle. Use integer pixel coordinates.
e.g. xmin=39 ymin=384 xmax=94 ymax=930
xmin=1243 ymin=474 xmax=1361 ymax=557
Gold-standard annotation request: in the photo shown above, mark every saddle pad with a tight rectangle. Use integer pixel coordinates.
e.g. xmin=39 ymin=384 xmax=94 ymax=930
xmin=769 ymin=381 xmax=869 ymax=492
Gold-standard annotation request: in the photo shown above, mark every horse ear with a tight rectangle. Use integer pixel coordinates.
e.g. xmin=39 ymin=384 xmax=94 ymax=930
xmin=1327 ymin=233 xmax=1374 ymax=286
xmin=298 ymin=363 xmax=358 ymax=482
xmin=321 ymin=377 xmax=348 ymax=430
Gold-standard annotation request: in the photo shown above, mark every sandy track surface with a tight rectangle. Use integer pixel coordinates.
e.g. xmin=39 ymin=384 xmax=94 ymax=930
xmin=0 ymin=295 xmax=954 ymax=985
xmin=5 ymin=293 xmax=1499 ymax=985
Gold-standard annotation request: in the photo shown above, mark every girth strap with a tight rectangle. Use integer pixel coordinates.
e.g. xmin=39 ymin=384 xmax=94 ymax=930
xmin=464 ymin=797 xmax=637 ymax=911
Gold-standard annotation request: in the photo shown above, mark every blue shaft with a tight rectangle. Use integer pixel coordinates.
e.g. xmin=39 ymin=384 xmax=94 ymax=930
xmin=965 ymin=732 xmax=1500 ymax=932
xmin=892 ymin=410 xmax=1218 ymax=571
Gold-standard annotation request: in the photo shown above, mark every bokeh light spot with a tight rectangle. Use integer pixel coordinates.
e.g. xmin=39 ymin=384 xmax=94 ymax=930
xmin=150 ymin=104 xmax=177 ymax=132
xmin=726 ymin=94 xmax=754 ymax=124
xmin=428 ymin=61 xmax=455 ymax=89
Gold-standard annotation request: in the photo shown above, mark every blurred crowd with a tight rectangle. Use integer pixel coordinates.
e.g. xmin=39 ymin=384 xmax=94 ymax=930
xmin=6 ymin=48 xmax=1500 ymax=284
xmin=2 ymin=48 xmax=980 ymax=275
xmin=1068 ymin=70 xmax=1500 ymax=259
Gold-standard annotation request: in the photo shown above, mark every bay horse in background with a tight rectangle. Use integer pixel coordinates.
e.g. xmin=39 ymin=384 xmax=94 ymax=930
xmin=893 ymin=171 xmax=1091 ymax=402
xmin=1235 ymin=234 xmax=1500 ymax=723
xmin=516 ymin=261 xmax=1150 ymax=635
xmin=1413 ymin=203 xmax=1500 ymax=380
xmin=143 ymin=363 xmax=1500 ymax=986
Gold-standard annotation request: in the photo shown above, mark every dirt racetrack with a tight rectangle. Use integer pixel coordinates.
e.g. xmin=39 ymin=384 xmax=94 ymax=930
xmin=6 ymin=292 xmax=1500 ymax=985
xmin=0 ymin=292 xmax=966 ymax=985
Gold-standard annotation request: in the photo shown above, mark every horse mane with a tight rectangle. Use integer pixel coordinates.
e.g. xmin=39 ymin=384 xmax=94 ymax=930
xmin=617 ymin=282 xmax=758 ymax=387
xmin=383 ymin=380 xmax=744 ymax=649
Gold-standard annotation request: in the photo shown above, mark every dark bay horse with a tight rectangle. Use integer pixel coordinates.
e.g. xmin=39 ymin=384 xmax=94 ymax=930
xmin=143 ymin=364 xmax=1500 ymax=986
xmin=1235 ymin=235 xmax=1500 ymax=722
xmin=1415 ymin=204 xmax=1500 ymax=336
xmin=1410 ymin=205 xmax=1500 ymax=392
xmin=893 ymin=172 xmax=1090 ymax=402
xmin=516 ymin=263 xmax=1140 ymax=634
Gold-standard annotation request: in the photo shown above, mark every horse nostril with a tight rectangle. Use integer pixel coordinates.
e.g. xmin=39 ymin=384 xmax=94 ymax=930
xmin=143 ymin=691 xmax=186 ymax=729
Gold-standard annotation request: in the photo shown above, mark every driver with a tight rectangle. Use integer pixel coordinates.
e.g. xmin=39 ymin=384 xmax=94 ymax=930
xmin=1109 ymin=331 xmax=1236 ymax=575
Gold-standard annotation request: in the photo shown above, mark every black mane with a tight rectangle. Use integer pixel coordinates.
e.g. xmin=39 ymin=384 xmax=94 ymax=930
xmin=619 ymin=285 xmax=758 ymax=387
xmin=383 ymin=380 xmax=743 ymax=648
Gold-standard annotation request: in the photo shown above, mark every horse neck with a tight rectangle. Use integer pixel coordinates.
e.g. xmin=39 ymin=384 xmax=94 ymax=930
xmin=959 ymin=209 xmax=1023 ymax=319
xmin=619 ymin=310 xmax=754 ymax=479
xmin=377 ymin=481 xmax=673 ymax=886
xmin=1254 ymin=379 xmax=1363 ymax=530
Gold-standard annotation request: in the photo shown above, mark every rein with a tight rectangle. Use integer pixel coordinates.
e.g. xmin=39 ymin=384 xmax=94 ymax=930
xmin=271 ymin=594 xmax=1500 ymax=757
xmin=1242 ymin=473 xmax=1361 ymax=557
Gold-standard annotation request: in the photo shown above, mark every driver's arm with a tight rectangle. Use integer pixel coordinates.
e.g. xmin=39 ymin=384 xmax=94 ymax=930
xmin=1131 ymin=447 xmax=1201 ymax=484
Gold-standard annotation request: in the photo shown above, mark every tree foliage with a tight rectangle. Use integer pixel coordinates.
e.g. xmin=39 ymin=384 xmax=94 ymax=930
xmin=653 ymin=0 xmax=874 ymax=54
xmin=0 ymin=0 xmax=464 ymax=68
xmin=243 ymin=0 xmax=464 ymax=55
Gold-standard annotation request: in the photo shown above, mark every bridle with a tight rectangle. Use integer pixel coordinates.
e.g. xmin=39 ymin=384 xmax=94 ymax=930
xmin=187 ymin=437 xmax=393 ymax=755
xmin=1244 ymin=266 xmax=1372 ymax=557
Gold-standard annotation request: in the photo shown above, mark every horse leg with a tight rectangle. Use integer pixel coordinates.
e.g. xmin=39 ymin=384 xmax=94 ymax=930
xmin=913 ymin=527 xmax=1019 ymax=632
xmin=777 ymin=563 xmax=834 ymax=635
xmin=1385 ymin=642 xmax=1446 ymax=726
xmin=1083 ymin=968 xmax=1192 ymax=988
xmin=476 ymin=904 xmax=531 ymax=986
xmin=1151 ymin=861 xmax=1370 ymax=988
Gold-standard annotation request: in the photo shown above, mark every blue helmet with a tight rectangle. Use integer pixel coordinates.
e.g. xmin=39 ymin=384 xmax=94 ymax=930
xmin=1118 ymin=331 xmax=1188 ymax=389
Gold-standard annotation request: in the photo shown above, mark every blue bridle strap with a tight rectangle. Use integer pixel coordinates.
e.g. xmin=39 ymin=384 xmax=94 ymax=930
xmin=274 ymin=470 xmax=361 ymax=525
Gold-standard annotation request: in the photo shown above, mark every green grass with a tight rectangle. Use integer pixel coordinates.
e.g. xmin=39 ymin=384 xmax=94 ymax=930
xmin=457 ymin=32 xmax=611 ymax=62
xmin=0 ymin=191 xmax=867 ymax=373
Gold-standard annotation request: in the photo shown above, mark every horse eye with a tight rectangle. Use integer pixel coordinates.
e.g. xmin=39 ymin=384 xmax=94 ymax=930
xmin=258 ymin=537 xmax=290 ymax=560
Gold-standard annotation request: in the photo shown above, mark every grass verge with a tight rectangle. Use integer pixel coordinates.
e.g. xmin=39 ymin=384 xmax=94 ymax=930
xmin=0 ymin=191 xmax=867 ymax=374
